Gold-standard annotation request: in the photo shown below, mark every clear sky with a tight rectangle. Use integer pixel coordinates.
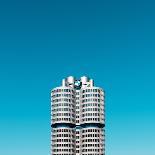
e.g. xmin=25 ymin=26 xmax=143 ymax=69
xmin=0 ymin=0 xmax=155 ymax=155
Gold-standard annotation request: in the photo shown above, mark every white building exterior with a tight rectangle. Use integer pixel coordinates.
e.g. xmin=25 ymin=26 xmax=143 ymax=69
xmin=51 ymin=76 xmax=105 ymax=155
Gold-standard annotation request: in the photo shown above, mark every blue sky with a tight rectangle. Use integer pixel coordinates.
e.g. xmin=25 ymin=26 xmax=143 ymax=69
xmin=0 ymin=0 xmax=155 ymax=155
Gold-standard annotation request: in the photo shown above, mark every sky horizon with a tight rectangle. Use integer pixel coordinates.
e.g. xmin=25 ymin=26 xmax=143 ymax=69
xmin=0 ymin=0 xmax=155 ymax=155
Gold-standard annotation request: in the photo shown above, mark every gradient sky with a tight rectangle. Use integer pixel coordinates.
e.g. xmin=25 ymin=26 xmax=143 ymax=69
xmin=0 ymin=0 xmax=155 ymax=155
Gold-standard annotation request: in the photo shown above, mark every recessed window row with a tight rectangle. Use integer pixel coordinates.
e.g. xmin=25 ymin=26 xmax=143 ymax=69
xmin=82 ymin=89 xmax=101 ymax=93
xmin=76 ymin=106 xmax=79 ymax=109
xmin=82 ymin=144 xmax=100 ymax=147
xmin=82 ymin=148 xmax=101 ymax=152
xmin=52 ymin=108 xmax=75 ymax=112
xmin=82 ymin=134 xmax=100 ymax=138
xmin=52 ymin=98 xmax=75 ymax=103
xmin=82 ymin=98 xmax=102 ymax=103
xmin=52 ymin=118 xmax=75 ymax=122
xmin=82 ymin=108 xmax=100 ymax=112
xmin=52 ymin=139 xmax=75 ymax=142
xmin=82 ymin=103 xmax=100 ymax=107
xmin=82 ymin=139 xmax=100 ymax=142
xmin=82 ymin=94 xmax=101 ymax=98
xmin=52 ymin=134 xmax=75 ymax=138
xmin=76 ymin=120 xmax=79 ymax=123
xmin=53 ymin=113 xmax=75 ymax=117
xmin=53 ymin=129 xmax=75 ymax=132
xmin=82 ymin=113 xmax=100 ymax=117
xmin=52 ymin=144 xmax=75 ymax=147
xmin=52 ymin=93 xmax=75 ymax=98
xmin=76 ymin=111 xmax=79 ymax=114
xmin=52 ymin=103 xmax=75 ymax=108
xmin=76 ymin=97 xmax=80 ymax=100
xmin=82 ymin=118 xmax=100 ymax=122
xmin=82 ymin=129 xmax=100 ymax=133
xmin=76 ymin=92 xmax=80 ymax=95
xmin=52 ymin=89 xmax=75 ymax=93
xmin=52 ymin=149 xmax=75 ymax=152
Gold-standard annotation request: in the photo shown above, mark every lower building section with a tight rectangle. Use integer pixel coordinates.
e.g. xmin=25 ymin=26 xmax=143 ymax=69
xmin=51 ymin=126 xmax=105 ymax=155
xmin=51 ymin=127 xmax=76 ymax=155
xmin=80 ymin=127 xmax=105 ymax=155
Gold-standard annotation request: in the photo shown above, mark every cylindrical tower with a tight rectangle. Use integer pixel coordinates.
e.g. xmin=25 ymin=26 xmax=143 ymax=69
xmin=80 ymin=87 xmax=105 ymax=154
xmin=51 ymin=85 xmax=76 ymax=155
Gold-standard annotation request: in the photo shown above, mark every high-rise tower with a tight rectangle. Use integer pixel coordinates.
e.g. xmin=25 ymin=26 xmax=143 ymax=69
xmin=51 ymin=76 xmax=105 ymax=155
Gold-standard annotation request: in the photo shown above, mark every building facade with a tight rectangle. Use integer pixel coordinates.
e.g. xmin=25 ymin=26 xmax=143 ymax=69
xmin=51 ymin=76 xmax=105 ymax=155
